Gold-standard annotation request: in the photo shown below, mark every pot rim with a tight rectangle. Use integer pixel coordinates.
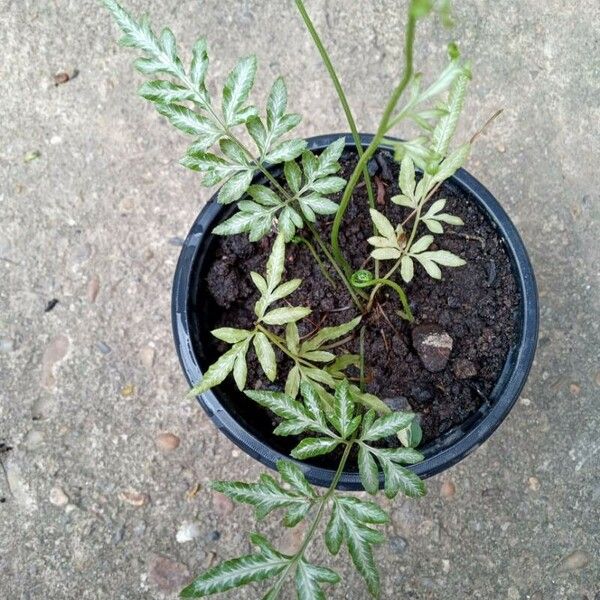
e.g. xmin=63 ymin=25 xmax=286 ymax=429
xmin=172 ymin=133 xmax=539 ymax=490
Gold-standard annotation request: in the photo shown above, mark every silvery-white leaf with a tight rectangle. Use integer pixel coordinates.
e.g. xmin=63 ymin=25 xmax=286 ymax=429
xmin=399 ymin=155 xmax=416 ymax=198
xmin=409 ymin=234 xmax=434 ymax=254
xmin=369 ymin=209 xmax=397 ymax=244
xmin=316 ymin=138 xmax=345 ymax=177
xmin=431 ymin=72 xmax=470 ymax=157
xmin=247 ymin=185 xmax=281 ymax=207
xmin=277 ymin=207 xmax=297 ymax=242
xmin=190 ymin=38 xmax=209 ymax=91
xmin=222 ymin=55 xmax=257 ymax=126
xmin=414 ymin=254 xmax=442 ymax=279
xmin=262 ymin=306 xmax=311 ymax=325
xmin=264 ymin=139 xmax=307 ymax=164
xmin=310 ymin=176 xmax=346 ymax=195
xmin=367 ymin=235 xmax=393 ymax=248
xmin=419 ymin=250 xmax=466 ymax=267
xmin=400 ymin=256 xmax=414 ymax=283
xmin=220 ymin=138 xmax=249 ymax=166
xmin=435 ymin=213 xmax=464 ymax=226
xmin=211 ymin=328 xmax=252 ymax=343
xmin=218 ymin=170 xmax=253 ymax=204
xmin=266 ymin=76 xmax=287 ymax=128
xmin=284 ymin=161 xmax=302 ymax=194
xmin=249 ymin=272 xmax=267 ymax=296
xmin=391 ymin=194 xmax=416 ymax=208
xmin=432 ymin=143 xmax=470 ymax=183
xmin=246 ymin=116 xmax=267 ymax=154
xmin=138 ymin=80 xmax=195 ymax=104
xmin=253 ymin=332 xmax=277 ymax=381
xmin=371 ymin=247 xmax=402 ymax=261
xmin=423 ymin=218 xmax=444 ymax=234
xmin=300 ymin=194 xmax=339 ymax=215
xmin=212 ymin=211 xmax=254 ymax=236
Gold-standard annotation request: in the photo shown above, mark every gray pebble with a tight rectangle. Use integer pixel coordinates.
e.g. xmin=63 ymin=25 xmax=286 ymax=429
xmin=96 ymin=341 xmax=112 ymax=354
xmin=148 ymin=555 xmax=190 ymax=593
xmin=72 ymin=243 xmax=92 ymax=264
xmin=412 ymin=323 xmax=453 ymax=373
xmin=389 ymin=535 xmax=408 ymax=554
xmin=557 ymin=549 xmax=591 ymax=572
xmin=176 ymin=521 xmax=201 ymax=543
xmin=0 ymin=338 xmax=15 ymax=353
xmin=384 ymin=396 xmax=411 ymax=412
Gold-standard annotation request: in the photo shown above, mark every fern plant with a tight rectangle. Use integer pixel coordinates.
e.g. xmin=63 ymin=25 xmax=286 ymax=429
xmin=102 ymin=0 xmax=494 ymax=597
xmin=181 ymin=381 xmax=425 ymax=599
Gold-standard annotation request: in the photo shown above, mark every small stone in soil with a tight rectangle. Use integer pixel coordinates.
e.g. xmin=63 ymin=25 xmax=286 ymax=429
xmin=452 ymin=358 xmax=477 ymax=379
xmin=176 ymin=521 xmax=201 ymax=543
xmin=53 ymin=71 xmax=70 ymax=85
xmin=44 ymin=298 xmax=59 ymax=312
xmin=24 ymin=150 xmax=41 ymax=163
xmin=96 ymin=341 xmax=112 ymax=354
xmin=156 ymin=432 xmax=180 ymax=451
xmin=389 ymin=535 xmax=408 ymax=554
xmin=87 ymin=274 xmax=100 ymax=303
xmin=140 ymin=345 xmax=155 ymax=369
xmin=384 ymin=396 xmax=411 ymax=412
xmin=120 ymin=384 xmax=135 ymax=397
xmin=212 ymin=492 xmax=234 ymax=516
xmin=412 ymin=324 xmax=453 ymax=373
xmin=49 ymin=486 xmax=69 ymax=506
xmin=481 ymin=487 xmax=502 ymax=498
xmin=0 ymin=338 xmax=15 ymax=353
xmin=142 ymin=248 xmax=154 ymax=261
xmin=367 ymin=158 xmax=378 ymax=176
xmin=41 ymin=334 xmax=70 ymax=389
xmin=556 ymin=549 xmax=590 ymax=572
xmin=375 ymin=151 xmax=394 ymax=181
xmin=148 ymin=555 xmax=190 ymax=593
xmin=527 ymin=476 xmax=540 ymax=491
xmin=120 ymin=490 xmax=148 ymax=506
xmin=409 ymin=384 xmax=434 ymax=405
xmin=440 ymin=481 xmax=456 ymax=498
xmin=485 ymin=259 xmax=497 ymax=285
xmin=24 ymin=430 xmax=44 ymax=450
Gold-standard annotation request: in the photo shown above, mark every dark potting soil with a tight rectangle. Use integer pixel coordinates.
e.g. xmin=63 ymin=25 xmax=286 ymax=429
xmin=198 ymin=148 xmax=520 ymax=447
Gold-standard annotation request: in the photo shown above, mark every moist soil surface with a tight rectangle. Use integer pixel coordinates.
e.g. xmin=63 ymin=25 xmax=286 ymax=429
xmin=198 ymin=147 xmax=520 ymax=449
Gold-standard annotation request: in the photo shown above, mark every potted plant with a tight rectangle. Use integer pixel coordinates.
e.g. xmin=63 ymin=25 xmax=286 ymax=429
xmin=103 ymin=0 xmax=538 ymax=597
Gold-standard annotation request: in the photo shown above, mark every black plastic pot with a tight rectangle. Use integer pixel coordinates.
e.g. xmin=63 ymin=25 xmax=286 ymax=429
xmin=172 ymin=133 xmax=539 ymax=490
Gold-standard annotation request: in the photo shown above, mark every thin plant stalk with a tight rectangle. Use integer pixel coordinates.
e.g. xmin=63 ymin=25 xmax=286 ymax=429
xmin=294 ymin=0 xmax=375 ymax=209
xmin=265 ymin=438 xmax=355 ymax=599
xmin=292 ymin=235 xmax=337 ymax=288
xmin=331 ymin=14 xmax=417 ymax=275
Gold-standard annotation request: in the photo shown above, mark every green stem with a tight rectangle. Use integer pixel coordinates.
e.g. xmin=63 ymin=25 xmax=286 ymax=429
xmin=330 ymin=13 xmax=417 ymax=275
xmin=268 ymin=438 xmax=355 ymax=599
xmin=294 ymin=0 xmax=375 ymax=209
xmin=293 ymin=236 xmax=337 ymax=288
xmin=256 ymin=325 xmax=316 ymax=370
xmin=359 ymin=326 xmax=366 ymax=393
xmin=356 ymin=277 xmax=414 ymax=322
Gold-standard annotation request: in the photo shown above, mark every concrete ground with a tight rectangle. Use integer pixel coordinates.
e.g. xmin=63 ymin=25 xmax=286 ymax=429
xmin=1 ymin=0 xmax=598 ymax=598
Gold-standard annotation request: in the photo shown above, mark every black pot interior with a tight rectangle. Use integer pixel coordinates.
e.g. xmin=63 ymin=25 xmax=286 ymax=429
xmin=185 ymin=145 xmax=524 ymax=473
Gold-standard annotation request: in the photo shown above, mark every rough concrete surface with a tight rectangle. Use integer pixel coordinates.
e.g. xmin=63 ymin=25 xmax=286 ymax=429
xmin=1 ymin=0 xmax=598 ymax=598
